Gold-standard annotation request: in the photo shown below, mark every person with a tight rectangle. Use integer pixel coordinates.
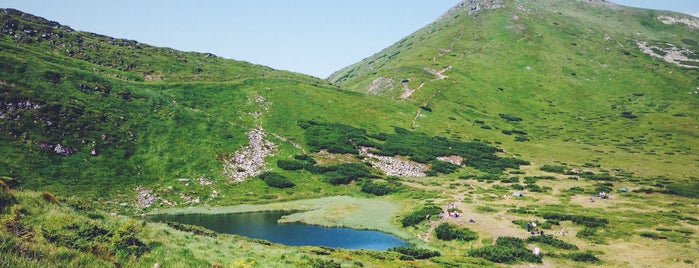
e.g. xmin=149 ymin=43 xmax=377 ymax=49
xmin=533 ymin=246 xmax=541 ymax=256
xmin=468 ymin=218 xmax=476 ymax=223
xmin=426 ymin=214 xmax=430 ymax=223
xmin=525 ymin=223 xmax=531 ymax=232
xmin=438 ymin=212 xmax=444 ymax=219
xmin=531 ymin=221 xmax=537 ymax=231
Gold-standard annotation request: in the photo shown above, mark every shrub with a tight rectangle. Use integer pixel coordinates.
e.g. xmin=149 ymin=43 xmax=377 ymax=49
xmin=541 ymin=213 xmax=608 ymax=228
xmin=309 ymin=258 xmax=341 ymax=268
xmin=361 ymin=181 xmax=392 ymax=196
xmin=539 ymin=165 xmax=566 ymax=174
xmin=620 ymin=111 xmax=638 ymax=119
xmin=299 ymin=121 xmax=374 ymax=154
xmin=401 ymin=205 xmax=443 ymax=227
xmin=664 ymin=182 xmax=699 ymax=198
xmin=469 ymin=236 xmax=541 ymax=263
xmin=499 ymin=113 xmax=523 ymax=122
xmin=430 ymin=160 xmax=460 ymax=174
xmin=258 ymin=172 xmax=295 ymax=188
xmin=500 ymin=177 xmax=519 ymax=183
xmin=389 ymin=246 xmax=440 ymax=259
xmin=566 ymin=252 xmax=600 ymax=263
xmin=435 ymin=223 xmax=478 ymax=241
xmin=277 ymin=159 xmax=306 ymax=170
xmin=576 ymin=227 xmax=597 ymax=239
xmin=319 ymin=163 xmax=372 ymax=185
xmin=294 ymin=154 xmax=317 ymax=165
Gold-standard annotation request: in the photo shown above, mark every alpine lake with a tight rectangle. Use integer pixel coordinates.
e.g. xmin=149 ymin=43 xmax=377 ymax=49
xmin=147 ymin=211 xmax=408 ymax=250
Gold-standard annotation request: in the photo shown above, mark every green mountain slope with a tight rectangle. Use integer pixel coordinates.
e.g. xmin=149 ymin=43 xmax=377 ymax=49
xmin=0 ymin=8 xmax=414 ymax=205
xmin=329 ymin=0 xmax=699 ymax=179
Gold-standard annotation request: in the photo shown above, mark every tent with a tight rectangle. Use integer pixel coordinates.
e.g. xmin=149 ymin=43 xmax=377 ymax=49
xmin=512 ymin=191 xmax=524 ymax=197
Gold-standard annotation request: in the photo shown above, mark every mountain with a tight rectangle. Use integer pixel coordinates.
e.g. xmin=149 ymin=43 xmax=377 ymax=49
xmin=0 ymin=7 xmax=407 ymax=204
xmin=1 ymin=1 xmax=699 ymax=267
xmin=330 ymin=0 xmax=699 ymax=178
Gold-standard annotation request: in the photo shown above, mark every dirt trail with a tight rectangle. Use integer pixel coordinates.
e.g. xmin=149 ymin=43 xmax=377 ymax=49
xmin=400 ymin=65 xmax=452 ymax=99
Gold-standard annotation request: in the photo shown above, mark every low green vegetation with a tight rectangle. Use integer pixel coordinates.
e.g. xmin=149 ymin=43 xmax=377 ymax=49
xmin=401 ymin=205 xmax=443 ymax=227
xmin=469 ymin=237 xmax=542 ymax=264
xmin=389 ymin=246 xmax=441 ymax=260
xmin=434 ymin=223 xmax=478 ymax=241
xmin=258 ymin=172 xmax=295 ymax=188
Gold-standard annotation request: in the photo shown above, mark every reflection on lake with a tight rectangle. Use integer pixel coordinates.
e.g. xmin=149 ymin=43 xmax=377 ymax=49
xmin=148 ymin=211 xmax=407 ymax=250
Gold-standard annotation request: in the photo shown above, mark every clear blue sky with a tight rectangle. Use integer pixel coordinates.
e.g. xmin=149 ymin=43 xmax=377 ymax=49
xmin=2 ymin=1 xmax=697 ymax=78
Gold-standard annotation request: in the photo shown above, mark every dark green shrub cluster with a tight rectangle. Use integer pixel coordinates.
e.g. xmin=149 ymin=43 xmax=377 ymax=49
xmin=664 ymin=182 xmax=699 ymax=198
xmin=374 ymin=127 xmax=528 ymax=173
xmin=514 ymin=135 xmax=529 ymax=142
xmin=501 ymin=129 xmax=527 ymax=135
xmin=258 ymin=172 xmax=295 ymax=188
xmin=299 ymin=122 xmax=529 ymax=174
xmin=594 ymin=183 xmax=613 ymax=194
xmin=435 ymin=223 xmax=478 ymax=241
xmin=401 ymin=205 xmax=443 ymax=227
xmin=166 ymin=222 xmax=217 ymax=237
xmin=523 ymin=176 xmax=556 ymax=184
xmin=361 ymin=181 xmax=394 ymax=196
xmin=508 ymin=207 xmax=537 ymax=215
xmin=576 ymin=227 xmax=598 ymax=239
xmin=581 ymin=173 xmax=618 ymax=181
xmin=294 ymin=154 xmax=317 ymax=164
xmin=309 ymin=258 xmax=341 ymax=268
xmin=500 ymin=177 xmax=519 ymax=183
xmin=499 ymin=113 xmax=523 ymax=122
xmin=525 ymin=235 xmax=578 ymax=250
xmin=469 ymin=236 xmax=542 ymax=263
xmin=389 ymin=246 xmax=440 ymax=259
xmin=277 ymin=159 xmax=306 ymax=170
xmin=566 ymin=252 xmax=600 ymax=263
xmin=620 ymin=111 xmax=638 ymax=119
xmin=541 ymin=213 xmax=608 ymax=228
xmin=298 ymin=121 xmax=374 ymax=154
xmin=539 ymin=165 xmax=566 ymax=174
xmin=312 ymin=163 xmax=372 ymax=185
xmin=430 ymin=160 xmax=460 ymax=174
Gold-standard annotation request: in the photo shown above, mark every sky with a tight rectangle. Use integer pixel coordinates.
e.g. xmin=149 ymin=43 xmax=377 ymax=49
xmin=1 ymin=1 xmax=698 ymax=78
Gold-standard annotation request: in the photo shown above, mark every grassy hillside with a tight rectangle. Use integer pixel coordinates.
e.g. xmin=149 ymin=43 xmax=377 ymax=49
xmin=330 ymin=0 xmax=699 ymax=179
xmin=1 ymin=1 xmax=699 ymax=267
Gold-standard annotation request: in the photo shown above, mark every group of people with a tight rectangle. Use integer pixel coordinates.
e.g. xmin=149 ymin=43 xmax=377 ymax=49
xmin=427 ymin=202 xmax=468 ymax=224
xmin=525 ymin=221 xmax=544 ymax=235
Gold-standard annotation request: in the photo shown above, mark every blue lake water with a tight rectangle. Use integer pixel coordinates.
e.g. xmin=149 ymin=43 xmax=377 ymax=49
xmin=147 ymin=211 xmax=408 ymax=250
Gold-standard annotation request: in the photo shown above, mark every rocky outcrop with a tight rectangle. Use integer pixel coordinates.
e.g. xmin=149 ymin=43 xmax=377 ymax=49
xmin=367 ymin=77 xmax=395 ymax=95
xmin=222 ymin=128 xmax=276 ymax=182
xmin=637 ymin=41 xmax=699 ymax=69
xmin=359 ymin=147 xmax=427 ymax=177
xmin=658 ymin=15 xmax=699 ymax=30
xmin=35 ymin=142 xmax=77 ymax=156
xmin=134 ymin=186 xmax=155 ymax=209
